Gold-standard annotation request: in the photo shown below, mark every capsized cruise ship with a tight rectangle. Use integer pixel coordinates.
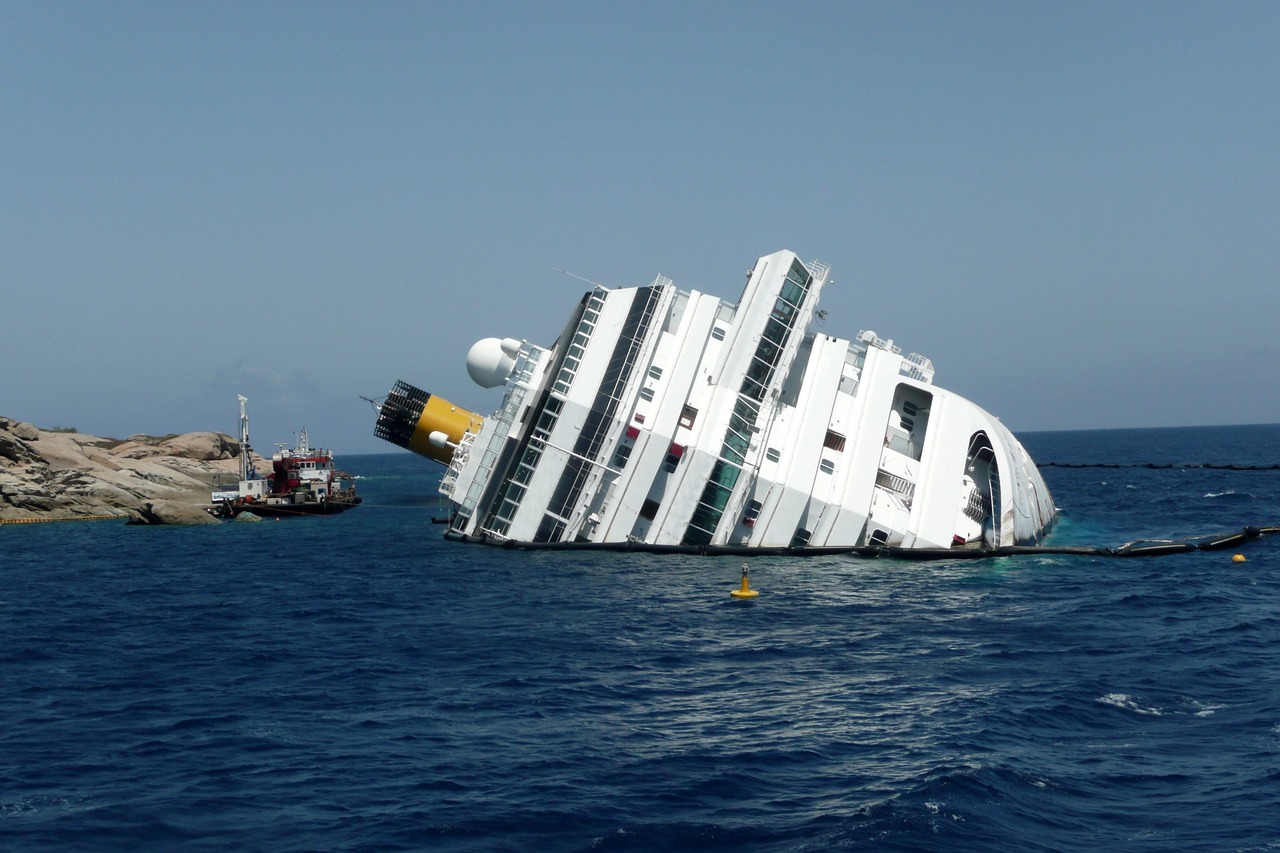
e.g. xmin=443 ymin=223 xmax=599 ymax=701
xmin=373 ymin=250 xmax=1056 ymax=552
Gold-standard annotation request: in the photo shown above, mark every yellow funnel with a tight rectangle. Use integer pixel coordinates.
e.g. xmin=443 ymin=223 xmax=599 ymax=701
xmin=373 ymin=380 xmax=483 ymax=465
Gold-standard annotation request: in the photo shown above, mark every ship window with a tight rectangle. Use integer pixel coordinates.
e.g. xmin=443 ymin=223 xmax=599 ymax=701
xmin=711 ymin=326 xmax=726 ymax=341
xmin=824 ymin=430 xmax=846 ymax=453
xmin=683 ymin=524 xmax=713 ymax=547
xmin=771 ymin=301 xmax=797 ymax=324
xmin=679 ymin=405 xmax=697 ymax=429
xmin=868 ymin=529 xmax=889 ymax=546
xmin=495 ymin=499 xmax=520 ymax=522
xmin=763 ymin=318 xmax=788 ymax=346
xmin=691 ymin=499 xmax=721 ymax=525
xmin=611 ymin=444 xmax=632 ymax=468
xmin=903 ymin=400 xmax=918 ymax=417
xmin=747 ymin=357 xmax=773 ymax=385
xmin=790 ymin=528 xmax=811 ymax=547
xmin=756 ymin=338 xmax=781 ymax=366
xmin=640 ymin=387 xmax=655 ymax=401
xmin=733 ymin=396 xmax=759 ymax=423
xmin=710 ymin=460 xmax=741 ymax=494
xmin=819 ymin=459 xmax=835 ymax=475
xmin=779 ymin=279 xmax=806 ymax=307
xmin=723 ymin=430 xmax=749 ymax=465
xmin=786 ymin=261 xmax=812 ymax=290
xmin=648 ymin=366 xmax=663 ymax=381
xmin=640 ymin=499 xmax=660 ymax=521
xmin=741 ymin=376 xmax=766 ymax=402
xmin=765 ymin=447 xmax=780 ymax=463
xmin=534 ymin=515 xmax=567 ymax=544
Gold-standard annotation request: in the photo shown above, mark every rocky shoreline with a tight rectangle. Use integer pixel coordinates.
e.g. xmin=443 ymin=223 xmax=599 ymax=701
xmin=0 ymin=417 xmax=270 ymax=525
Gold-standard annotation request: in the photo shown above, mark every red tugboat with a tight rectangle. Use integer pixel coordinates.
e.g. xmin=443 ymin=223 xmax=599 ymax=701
xmin=212 ymin=396 xmax=361 ymax=518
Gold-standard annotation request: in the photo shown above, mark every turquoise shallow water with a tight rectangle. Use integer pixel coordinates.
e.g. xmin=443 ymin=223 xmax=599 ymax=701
xmin=3 ymin=425 xmax=1279 ymax=851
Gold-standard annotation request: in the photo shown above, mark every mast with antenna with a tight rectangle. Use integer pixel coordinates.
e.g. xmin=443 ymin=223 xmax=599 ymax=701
xmin=237 ymin=395 xmax=254 ymax=482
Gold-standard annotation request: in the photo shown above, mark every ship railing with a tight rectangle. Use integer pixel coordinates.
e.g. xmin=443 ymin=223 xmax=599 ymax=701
xmin=875 ymin=469 xmax=916 ymax=504
xmin=717 ymin=390 xmax=790 ymax=540
xmin=458 ymin=446 xmax=499 ymax=517
xmin=989 ymin=467 xmax=1003 ymax=545
xmin=441 ymin=429 xmax=478 ymax=496
xmin=593 ymin=476 xmax=620 ymax=525
xmin=601 ymin=284 xmax=664 ymax=416
xmin=722 ymin=405 xmax=774 ymax=540
xmin=448 ymin=377 xmax=531 ymax=504
xmin=588 ymin=285 xmax=665 ymax=489
xmin=879 ymin=488 xmax=911 ymax=516
xmin=722 ymin=480 xmax=755 ymax=541
xmin=900 ymin=352 xmax=935 ymax=384
xmin=857 ymin=330 xmax=902 ymax=355
xmin=494 ymin=383 xmax=530 ymax=432
xmin=805 ymin=258 xmax=831 ymax=283
xmin=552 ymin=289 xmax=607 ymax=397
xmin=510 ymin=344 xmax=543 ymax=386
xmin=963 ymin=488 xmax=988 ymax=523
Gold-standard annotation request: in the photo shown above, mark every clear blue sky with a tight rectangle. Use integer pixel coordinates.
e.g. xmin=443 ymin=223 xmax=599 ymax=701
xmin=4 ymin=1 xmax=1277 ymax=453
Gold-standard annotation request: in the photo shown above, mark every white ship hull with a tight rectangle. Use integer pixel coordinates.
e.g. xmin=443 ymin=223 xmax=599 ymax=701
xmin=376 ymin=250 xmax=1055 ymax=552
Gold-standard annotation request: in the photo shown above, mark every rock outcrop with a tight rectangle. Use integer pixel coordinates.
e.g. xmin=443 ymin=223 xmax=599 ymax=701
xmin=0 ymin=417 xmax=269 ymax=524
xmin=126 ymin=499 xmax=223 ymax=526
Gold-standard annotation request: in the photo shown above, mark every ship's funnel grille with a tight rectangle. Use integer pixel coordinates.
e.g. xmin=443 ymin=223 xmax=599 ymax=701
xmin=374 ymin=380 xmax=431 ymax=449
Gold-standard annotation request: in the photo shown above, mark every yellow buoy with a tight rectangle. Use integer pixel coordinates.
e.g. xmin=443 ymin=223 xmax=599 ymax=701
xmin=1232 ymin=553 xmax=1247 ymax=563
xmin=730 ymin=564 xmax=759 ymax=599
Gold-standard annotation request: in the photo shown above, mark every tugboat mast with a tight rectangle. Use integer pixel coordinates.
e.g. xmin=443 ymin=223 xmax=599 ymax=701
xmin=237 ymin=394 xmax=253 ymax=482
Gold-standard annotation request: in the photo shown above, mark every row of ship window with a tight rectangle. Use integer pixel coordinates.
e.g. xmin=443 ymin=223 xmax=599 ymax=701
xmin=682 ymin=261 xmax=815 ymax=545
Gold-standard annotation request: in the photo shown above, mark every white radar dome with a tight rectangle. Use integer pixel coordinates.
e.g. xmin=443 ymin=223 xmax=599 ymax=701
xmin=466 ymin=337 xmax=521 ymax=388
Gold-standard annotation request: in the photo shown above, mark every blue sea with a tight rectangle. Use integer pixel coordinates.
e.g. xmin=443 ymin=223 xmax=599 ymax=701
xmin=4 ymin=424 xmax=1279 ymax=852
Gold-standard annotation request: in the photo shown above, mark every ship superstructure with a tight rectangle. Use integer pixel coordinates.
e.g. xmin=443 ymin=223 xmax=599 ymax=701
xmin=374 ymin=249 xmax=1055 ymax=550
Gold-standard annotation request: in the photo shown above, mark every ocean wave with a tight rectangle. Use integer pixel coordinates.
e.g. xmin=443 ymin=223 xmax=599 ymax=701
xmin=1096 ymin=693 xmax=1226 ymax=718
xmin=1203 ymin=490 xmax=1254 ymax=499
xmin=1097 ymin=693 xmax=1164 ymax=715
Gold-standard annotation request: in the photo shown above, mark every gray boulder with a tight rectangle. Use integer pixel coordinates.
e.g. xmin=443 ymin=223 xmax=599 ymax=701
xmin=127 ymin=500 xmax=221 ymax=526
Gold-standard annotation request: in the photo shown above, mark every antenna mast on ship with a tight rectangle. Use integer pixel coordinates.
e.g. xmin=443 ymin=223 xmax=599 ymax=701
xmin=237 ymin=395 xmax=252 ymax=482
